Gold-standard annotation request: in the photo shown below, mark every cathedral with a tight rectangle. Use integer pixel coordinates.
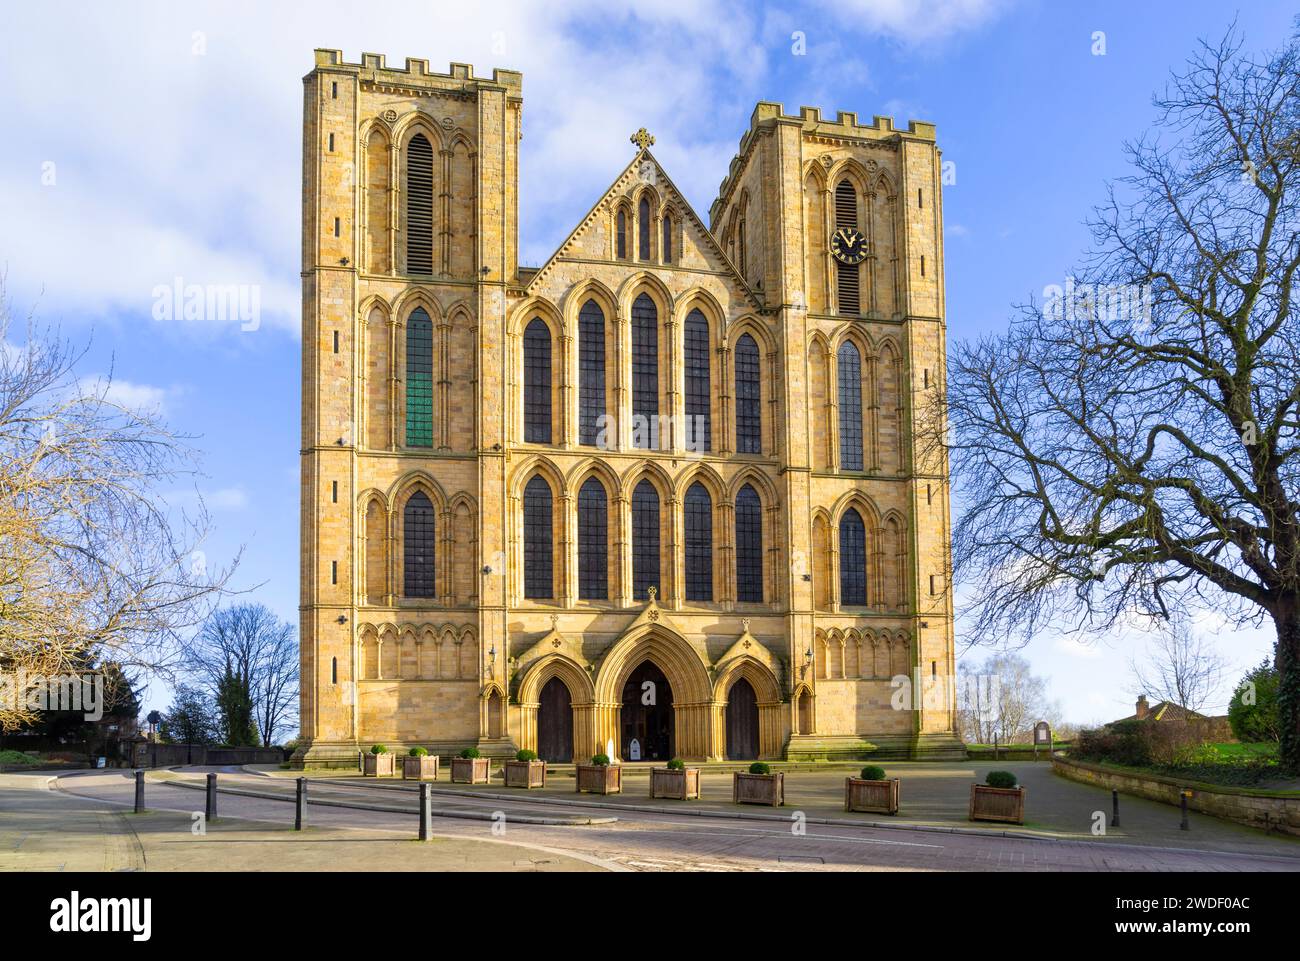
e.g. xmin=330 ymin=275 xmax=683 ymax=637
xmin=296 ymin=49 xmax=962 ymax=768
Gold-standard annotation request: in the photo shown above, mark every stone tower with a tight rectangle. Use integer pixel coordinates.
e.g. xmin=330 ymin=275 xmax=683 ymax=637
xmin=297 ymin=52 xmax=960 ymax=768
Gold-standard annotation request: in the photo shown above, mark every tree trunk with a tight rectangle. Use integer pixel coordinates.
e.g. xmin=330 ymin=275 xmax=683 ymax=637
xmin=1275 ymin=597 xmax=1300 ymax=775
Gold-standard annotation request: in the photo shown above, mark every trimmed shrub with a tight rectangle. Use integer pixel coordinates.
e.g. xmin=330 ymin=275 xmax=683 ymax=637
xmin=591 ymin=753 xmax=611 ymax=766
xmin=408 ymin=747 xmax=428 ymax=757
xmin=666 ymin=758 xmax=685 ymax=770
xmin=985 ymin=770 xmax=1018 ymax=789
xmin=458 ymin=747 xmax=480 ymax=759
xmin=515 ymin=749 xmax=538 ymax=762
xmin=1228 ymin=659 xmax=1281 ymax=743
xmin=748 ymin=761 xmax=771 ymax=775
xmin=369 ymin=744 xmax=388 ymax=755
xmin=859 ymin=765 xmax=887 ymax=781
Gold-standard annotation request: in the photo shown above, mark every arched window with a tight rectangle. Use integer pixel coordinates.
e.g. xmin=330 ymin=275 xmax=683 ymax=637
xmin=631 ymin=293 xmax=659 ymax=449
xmin=523 ymin=318 xmax=552 ymax=444
xmin=406 ymin=133 xmax=434 ymax=274
xmin=616 ymin=209 xmax=628 ymax=259
xmin=662 ymin=212 xmax=673 ymax=264
xmin=684 ymin=482 xmax=713 ymax=602
xmin=403 ymin=490 xmax=436 ymax=598
xmin=405 ymin=307 xmax=433 ymax=447
xmin=578 ymin=300 xmax=605 ymax=447
xmin=632 ymin=480 xmax=660 ymax=600
xmin=839 ymin=508 xmax=867 ymax=606
xmin=835 ymin=179 xmax=860 ymax=314
xmin=837 ymin=341 xmax=864 ymax=470
xmin=735 ymin=484 xmax=763 ymax=603
xmin=735 ymin=333 xmax=761 ymax=454
xmin=523 ymin=476 xmax=553 ymax=599
xmin=577 ymin=478 xmax=608 ymax=600
xmin=683 ymin=309 xmax=710 ymax=453
xmin=639 ymin=197 xmax=652 ymax=260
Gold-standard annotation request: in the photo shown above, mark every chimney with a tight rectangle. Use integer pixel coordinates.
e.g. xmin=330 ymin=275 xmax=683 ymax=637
xmin=1135 ymin=694 xmax=1149 ymax=720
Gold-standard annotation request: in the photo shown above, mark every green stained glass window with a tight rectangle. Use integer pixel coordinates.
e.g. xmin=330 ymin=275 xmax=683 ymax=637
xmin=406 ymin=308 xmax=433 ymax=447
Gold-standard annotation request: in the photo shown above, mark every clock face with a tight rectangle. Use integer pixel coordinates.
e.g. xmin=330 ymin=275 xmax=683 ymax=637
xmin=830 ymin=227 xmax=868 ymax=265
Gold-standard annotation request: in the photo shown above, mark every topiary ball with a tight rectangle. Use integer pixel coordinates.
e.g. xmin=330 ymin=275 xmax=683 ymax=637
xmin=666 ymin=758 xmax=685 ymax=770
xmin=515 ymin=749 xmax=538 ymax=762
xmin=591 ymin=753 xmax=611 ymax=766
xmin=459 ymin=747 xmax=480 ymax=759
xmin=986 ymin=770 xmax=1018 ymax=789
xmin=370 ymin=744 xmax=387 ymax=755
xmin=860 ymin=765 xmax=887 ymax=781
xmin=409 ymin=747 xmax=428 ymax=757
xmin=748 ymin=761 xmax=771 ymax=775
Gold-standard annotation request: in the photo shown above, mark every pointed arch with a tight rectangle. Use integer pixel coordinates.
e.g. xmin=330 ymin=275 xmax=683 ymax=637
xmin=576 ymin=474 xmax=610 ymax=601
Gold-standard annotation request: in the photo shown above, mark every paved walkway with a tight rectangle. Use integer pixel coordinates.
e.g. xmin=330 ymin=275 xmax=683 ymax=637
xmin=268 ymin=760 xmax=1300 ymax=857
xmin=0 ymin=773 xmax=610 ymax=872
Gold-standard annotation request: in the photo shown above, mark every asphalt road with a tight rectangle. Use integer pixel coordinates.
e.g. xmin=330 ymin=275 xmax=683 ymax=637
xmin=49 ymin=767 xmax=1300 ymax=872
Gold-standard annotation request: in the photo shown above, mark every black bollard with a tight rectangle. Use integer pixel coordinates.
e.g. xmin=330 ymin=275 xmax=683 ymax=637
xmin=295 ymin=777 xmax=306 ymax=830
xmin=134 ymin=770 xmax=145 ymax=813
xmin=419 ymin=782 xmax=432 ymax=841
xmin=1179 ymin=790 xmax=1190 ymax=831
xmin=205 ymin=772 xmax=217 ymax=822
xmin=1111 ymin=788 xmax=1120 ymax=828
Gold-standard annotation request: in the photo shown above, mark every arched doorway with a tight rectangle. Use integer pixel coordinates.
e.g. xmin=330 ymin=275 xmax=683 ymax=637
xmin=537 ymin=677 xmax=573 ymax=762
xmin=725 ymin=678 xmax=759 ymax=760
xmin=621 ymin=661 xmax=674 ymax=761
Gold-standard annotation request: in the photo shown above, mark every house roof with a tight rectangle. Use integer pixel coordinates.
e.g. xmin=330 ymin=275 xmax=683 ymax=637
xmin=1112 ymin=701 xmax=1209 ymax=724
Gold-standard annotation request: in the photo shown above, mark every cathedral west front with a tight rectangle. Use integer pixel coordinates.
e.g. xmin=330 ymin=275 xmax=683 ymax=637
xmin=296 ymin=49 xmax=962 ymax=767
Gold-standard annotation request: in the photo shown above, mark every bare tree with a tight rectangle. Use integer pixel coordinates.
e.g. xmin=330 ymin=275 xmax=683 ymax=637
xmin=189 ymin=604 xmax=297 ymax=747
xmin=958 ymin=653 xmax=1062 ymax=744
xmin=1129 ymin=615 xmax=1229 ymax=714
xmin=0 ymin=281 xmax=234 ymax=731
xmin=928 ymin=27 xmax=1300 ymax=771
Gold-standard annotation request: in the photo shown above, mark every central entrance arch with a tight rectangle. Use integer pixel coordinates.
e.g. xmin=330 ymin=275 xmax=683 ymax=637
xmin=537 ymin=676 xmax=574 ymax=762
xmin=621 ymin=661 xmax=674 ymax=761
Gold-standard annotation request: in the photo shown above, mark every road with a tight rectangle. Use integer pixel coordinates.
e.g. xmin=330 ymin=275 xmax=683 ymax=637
xmin=46 ymin=767 xmax=1300 ymax=872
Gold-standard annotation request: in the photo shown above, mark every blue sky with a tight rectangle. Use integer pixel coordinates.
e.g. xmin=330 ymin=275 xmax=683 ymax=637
xmin=1 ymin=1 xmax=1291 ymax=723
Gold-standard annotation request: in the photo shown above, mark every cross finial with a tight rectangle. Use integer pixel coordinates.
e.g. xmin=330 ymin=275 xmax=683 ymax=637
xmin=551 ymin=613 xmax=559 ymax=631
xmin=742 ymin=617 xmax=751 ymax=633
xmin=647 ymin=585 xmax=658 ymax=602
xmin=631 ymin=127 xmax=655 ymax=150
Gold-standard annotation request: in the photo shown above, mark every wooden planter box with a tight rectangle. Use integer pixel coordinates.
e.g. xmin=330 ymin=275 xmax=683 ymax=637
xmin=575 ymin=764 xmax=622 ymax=795
xmin=733 ymin=771 xmax=784 ymax=807
xmin=504 ymin=759 xmax=547 ymax=789
xmin=845 ymin=777 xmax=900 ymax=815
xmin=363 ymin=752 xmax=395 ymax=777
xmin=969 ymin=784 xmax=1026 ymax=824
xmin=402 ymin=754 xmax=440 ymax=780
xmin=450 ymin=756 xmax=490 ymax=784
xmin=650 ymin=767 xmax=701 ymax=800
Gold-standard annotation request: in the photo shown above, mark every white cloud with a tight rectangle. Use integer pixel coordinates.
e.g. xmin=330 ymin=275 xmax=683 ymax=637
xmin=1053 ymin=635 xmax=1103 ymax=659
xmin=820 ymin=0 xmax=1011 ymax=45
xmin=206 ymin=487 xmax=249 ymax=511
xmin=81 ymin=375 xmax=177 ymax=415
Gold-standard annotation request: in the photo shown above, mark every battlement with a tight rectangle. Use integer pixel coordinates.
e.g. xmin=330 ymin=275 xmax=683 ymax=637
xmin=709 ymin=101 xmax=936 ymax=226
xmin=310 ymin=49 xmax=523 ymax=90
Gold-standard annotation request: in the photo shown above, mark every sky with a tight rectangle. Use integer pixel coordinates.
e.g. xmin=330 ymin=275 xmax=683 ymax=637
xmin=1 ymin=0 xmax=1292 ymax=724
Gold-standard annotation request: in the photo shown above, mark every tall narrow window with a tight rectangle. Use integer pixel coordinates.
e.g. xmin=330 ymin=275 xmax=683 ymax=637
xmin=683 ymin=309 xmax=711 ymax=452
xmin=839 ymin=508 xmax=867 ymax=605
xmin=638 ymin=197 xmax=651 ymax=260
xmin=735 ymin=333 xmax=761 ymax=454
xmin=837 ymin=342 xmax=864 ymax=470
xmin=632 ymin=480 xmax=660 ymax=600
xmin=616 ymin=209 xmax=628 ymax=259
xmin=406 ymin=133 xmax=434 ymax=274
xmin=523 ymin=476 xmax=553 ymax=599
xmin=578 ymin=300 xmax=606 ymax=446
xmin=523 ymin=318 xmax=552 ymax=444
xmin=403 ymin=491 xmax=436 ymax=598
xmin=735 ymin=485 xmax=764 ymax=603
xmin=835 ymin=179 xmax=860 ymax=314
xmin=684 ymin=482 xmax=713 ymax=602
xmin=662 ymin=213 xmax=673 ymax=263
xmin=405 ymin=308 xmax=433 ymax=447
xmin=631 ymin=293 xmax=658 ymax=449
xmin=577 ymin=478 xmax=608 ymax=600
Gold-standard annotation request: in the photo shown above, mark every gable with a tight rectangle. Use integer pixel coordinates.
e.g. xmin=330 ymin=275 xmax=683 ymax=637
xmin=523 ymin=149 xmax=760 ymax=311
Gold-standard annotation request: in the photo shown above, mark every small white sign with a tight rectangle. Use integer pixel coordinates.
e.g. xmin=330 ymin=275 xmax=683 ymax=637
xmin=629 ymin=738 xmax=642 ymax=761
